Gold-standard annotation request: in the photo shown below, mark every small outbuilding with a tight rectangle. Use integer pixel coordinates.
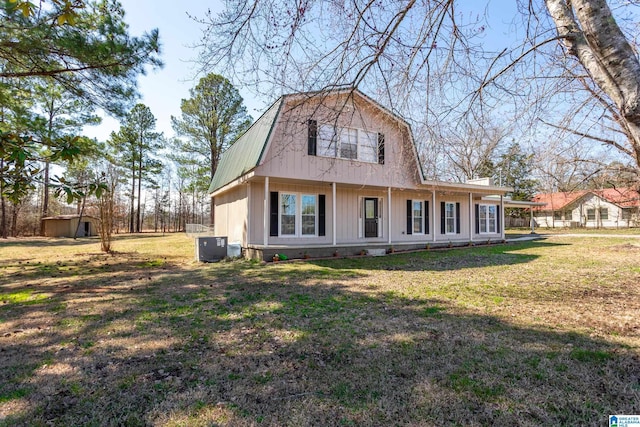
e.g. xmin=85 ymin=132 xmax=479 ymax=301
xmin=42 ymin=214 xmax=98 ymax=238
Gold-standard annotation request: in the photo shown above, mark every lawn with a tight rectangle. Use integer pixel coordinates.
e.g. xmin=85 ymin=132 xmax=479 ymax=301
xmin=1 ymin=233 xmax=639 ymax=426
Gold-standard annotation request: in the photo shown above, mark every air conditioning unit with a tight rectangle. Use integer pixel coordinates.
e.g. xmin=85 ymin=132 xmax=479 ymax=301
xmin=195 ymin=236 xmax=228 ymax=262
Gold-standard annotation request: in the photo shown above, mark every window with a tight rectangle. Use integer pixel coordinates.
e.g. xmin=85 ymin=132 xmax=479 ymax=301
xmin=622 ymin=209 xmax=632 ymax=220
xmin=488 ymin=205 xmax=497 ymax=233
xmin=587 ymin=208 xmax=596 ymax=221
xmin=278 ymin=193 xmax=318 ymax=237
xmin=318 ymin=125 xmax=337 ymax=157
xmin=553 ymin=211 xmax=562 ymax=221
xmin=413 ymin=201 xmax=423 ymax=234
xmin=339 ymin=128 xmax=358 ymax=159
xmin=445 ymin=202 xmax=456 ymax=234
xmin=599 ymin=207 xmax=608 ymax=220
xmin=478 ymin=204 xmax=497 ymax=234
xmin=316 ymin=124 xmax=380 ymax=163
xmin=280 ymin=194 xmax=296 ymax=236
xmin=360 ymin=131 xmax=379 ymax=163
xmin=301 ymin=195 xmax=317 ymax=236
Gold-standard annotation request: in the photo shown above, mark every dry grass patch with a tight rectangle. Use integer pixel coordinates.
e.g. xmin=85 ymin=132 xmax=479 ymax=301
xmin=0 ymin=233 xmax=639 ymax=426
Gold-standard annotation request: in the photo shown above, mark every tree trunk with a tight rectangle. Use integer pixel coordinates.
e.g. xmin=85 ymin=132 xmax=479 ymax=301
xmin=40 ymin=160 xmax=50 ymax=235
xmin=545 ymin=0 xmax=640 ymax=176
xmin=136 ymin=142 xmax=143 ymax=232
xmin=74 ymin=195 xmax=87 ymax=240
xmin=0 ymin=158 xmax=6 ymax=239
xmin=130 ymin=156 xmax=135 ymax=233
xmin=11 ymin=202 xmax=19 ymax=237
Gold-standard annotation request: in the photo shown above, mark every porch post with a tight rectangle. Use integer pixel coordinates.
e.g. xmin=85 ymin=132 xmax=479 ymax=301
xmin=332 ymin=182 xmax=337 ymax=246
xmin=530 ymin=207 xmax=535 ymax=234
xmin=432 ymin=190 xmax=437 ymax=243
xmin=469 ymin=192 xmax=473 ymax=242
xmin=263 ymin=177 xmax=269 ymax=247
xmin=500 ymin=195 xmax=505 ymax=240
xmin=246 ymin=183 xmax=251 ymax=246
xmin=387 ymin=187 xmax=392 ymax=245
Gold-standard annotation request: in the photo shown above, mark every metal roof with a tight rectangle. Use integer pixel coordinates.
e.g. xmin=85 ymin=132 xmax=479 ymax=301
xmin=207 ymin=99 xmax=283 ymax=194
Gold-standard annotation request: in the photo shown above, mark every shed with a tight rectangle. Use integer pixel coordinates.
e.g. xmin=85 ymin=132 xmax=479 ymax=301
xmin=42 ymin=215 xmax=98 ymax=237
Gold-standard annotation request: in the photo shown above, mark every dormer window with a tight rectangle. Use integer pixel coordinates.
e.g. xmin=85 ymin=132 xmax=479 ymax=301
xmin=309 ymin=122 xmax=383 ymax=164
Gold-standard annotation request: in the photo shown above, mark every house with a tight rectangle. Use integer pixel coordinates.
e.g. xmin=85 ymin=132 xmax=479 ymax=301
xmin=208 ymin=89 xmax=512 ymax=260
xmin=532 ymin=188 xmax=640 ymax=228
xmin=42 ymin=214 xmax=98 ymax=237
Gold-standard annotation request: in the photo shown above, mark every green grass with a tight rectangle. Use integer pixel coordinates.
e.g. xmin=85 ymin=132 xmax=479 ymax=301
xmin=0 ymin=232 xmax=639 ymax=426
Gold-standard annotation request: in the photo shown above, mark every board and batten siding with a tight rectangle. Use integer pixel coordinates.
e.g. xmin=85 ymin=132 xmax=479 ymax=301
xmin=254 ymin=95 xmax=422 ymax=189
xmin=213 ymin=185 xmax=248 ymax=244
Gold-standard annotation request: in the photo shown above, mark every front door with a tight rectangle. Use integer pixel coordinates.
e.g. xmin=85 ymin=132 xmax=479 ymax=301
xmin=364 ymin=198 xmax=378 ymax=238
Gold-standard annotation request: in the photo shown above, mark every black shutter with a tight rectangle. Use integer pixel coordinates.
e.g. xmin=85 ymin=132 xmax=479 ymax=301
xmin=424 ymin=200 xmax=429 ymax=234
xmin=308 ymin=119 xmax=317 ymax=156
xmin=456 ymin=202 xmax=461 ymax=234
xmin=378 ymin=133 xmax=385 ymax=165
xmin=270 ymin=192 xmax=279 ymax=236
xmin=475 ymin=204 xmax=480 ymax=234
xmin=318 ymin=194 xmax=326 ymax=236
xmin=440 ymin=201 xmax=446 ymax=234
xmin=497 ymin=205 xmax=501 ymax=234
xmin=406 ymin=200 xmax=412 ymax=235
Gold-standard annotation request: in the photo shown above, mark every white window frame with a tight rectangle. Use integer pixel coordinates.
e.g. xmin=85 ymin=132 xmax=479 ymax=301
xmin=317 ymin=124 xmax=378 ymax=164
xmin=279 ymin=193 xmax=297 ymax=236
xmin=445 ymin=202 xmax=456 ymax=234
xmin=301 ymin=194 xmax=317 ymax=236
xmin=478 ymin=204 xmax=497 ymax=234
xmin=412 ymin=200 xmax=424 ymax=234
xmin=279 ymin=193 xmax=318 ymax=237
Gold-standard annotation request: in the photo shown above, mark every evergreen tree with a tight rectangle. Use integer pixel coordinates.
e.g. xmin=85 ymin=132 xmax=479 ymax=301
xmin=171 ymin=74 xmax=251 ymax=187
xmin=109 ymin=104 xmax=162 ymax=233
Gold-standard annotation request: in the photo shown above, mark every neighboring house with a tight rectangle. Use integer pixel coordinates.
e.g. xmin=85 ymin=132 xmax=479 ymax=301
xmin=42 ymin=214 xmax=98 ymax=237
xmin=208 ymin=89 xmax=512 ymax=260
xmin=532 ymin=189 xmax=640 ymax=228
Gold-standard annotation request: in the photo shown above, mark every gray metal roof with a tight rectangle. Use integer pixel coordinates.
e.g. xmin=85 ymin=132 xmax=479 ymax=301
xmin=208 ymin=99 xmax=283 ymax=194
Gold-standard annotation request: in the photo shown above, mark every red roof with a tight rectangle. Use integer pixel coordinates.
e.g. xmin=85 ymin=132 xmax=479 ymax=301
xmin=595 ymin=188 xmax=640 ymax=208
xmin=532 ymin=188 xmax=640 ymax=211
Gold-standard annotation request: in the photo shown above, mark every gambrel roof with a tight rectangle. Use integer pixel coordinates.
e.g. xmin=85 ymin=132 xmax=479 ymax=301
xmin=208 ymin=88 xmax=418 ymax=194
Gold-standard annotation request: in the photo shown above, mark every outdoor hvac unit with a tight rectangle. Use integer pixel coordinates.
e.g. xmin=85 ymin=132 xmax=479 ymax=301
xmin=195 ymin=236 xmax=228 ymax=262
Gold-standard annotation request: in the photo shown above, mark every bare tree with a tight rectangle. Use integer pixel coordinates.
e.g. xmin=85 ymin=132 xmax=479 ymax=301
xmin=198 ymin=0 xmax=640 ymax=186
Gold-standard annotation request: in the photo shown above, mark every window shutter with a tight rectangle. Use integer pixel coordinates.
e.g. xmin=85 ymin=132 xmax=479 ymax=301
xmin=378 ymin=133 xmax=385 ymax=165
xmin=497 ymin=205 xmax=501 ymax=234
xmin=406 ymin=200 xmax=412 ymax=235
xmin=475 ymin=204 xmax=480 ymax=234
xmin=308 ymin=119 xmax=317 ymax=156
xmin=270 ymin=192 xmax=279 ymax=236
xmin=456 ymin=202 xmax=461 ymax=234
xmin=440 ymin=201 xmax=445 ymax=234
xmin=424 ymin=200 xmax=429 ymax=234
xmin=318 ymin=194 xmax=326 ymax=236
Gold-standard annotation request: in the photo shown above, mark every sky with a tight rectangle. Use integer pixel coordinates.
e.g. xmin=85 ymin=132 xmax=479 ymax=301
xmin=83 ymin=0 xmax=266 ymax=142
xmin=83 ymin=0 xmax=520 ymax=143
